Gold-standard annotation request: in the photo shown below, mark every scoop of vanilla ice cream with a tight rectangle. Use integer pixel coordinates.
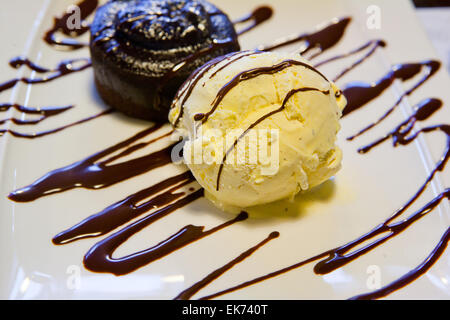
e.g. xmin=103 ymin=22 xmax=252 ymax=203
xmin=169 ymin=50 xmax=346 ymax=211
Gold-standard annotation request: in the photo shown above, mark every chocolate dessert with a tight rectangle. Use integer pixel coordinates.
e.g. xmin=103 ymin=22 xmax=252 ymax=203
xmin=2 ymin=0 xmax=449 ymax=300
xmin=89 ymin=0 xmax=240 ymax=121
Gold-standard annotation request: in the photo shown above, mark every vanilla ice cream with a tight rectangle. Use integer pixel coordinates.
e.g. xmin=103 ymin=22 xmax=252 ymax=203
xmin=169 ymin=50 xmax=346 ymax=211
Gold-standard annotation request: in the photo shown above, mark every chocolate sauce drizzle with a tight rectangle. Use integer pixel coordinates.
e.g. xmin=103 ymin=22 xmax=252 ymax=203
xmin=159 ymin=39 xmax=239 ymax=92
xmin=351 ymin=224 xmax=450 ymax=300
xmin=199 ymin=188 xmax=450 ymax=300
xmin=0 ymin=103 xmax=73 ymax=126
xmin=53 ymin=171 xmax=195 ymax=244
xmin=358 ymin=98 xmax=442 ymax=153
xmin=216 ymin=87 xmax=330 ymax=191
xmin=314 ymin=39 xmax=386 ymax=82
xmin=0 ymin=108 xmax=112 ymax=139
xmin=343 ymin=60 xmax=440 ymax=139
xmin=43 ymin=0 xmax=98 ymax=50
xmin=258 ymin=17 xmax=351 ymax=57
xmin=194 ymin=59 xmax=329 ymax=123
xmin=172 ymin=51 xmax=265 ymax=127
xmin=175 ymin=231 xmax=280 ymax=300
xmin=84 ymin=210 xmax=246 ymax=275
xmin=193 ymin=96 xmax=450 ymax=300
xmin=233 ymin=6 xmax=273 ymax=36
xmin=0 ymin=57 xmax=92 ymax=94
xmin=8 ymin=125 xmax=173 ymax=202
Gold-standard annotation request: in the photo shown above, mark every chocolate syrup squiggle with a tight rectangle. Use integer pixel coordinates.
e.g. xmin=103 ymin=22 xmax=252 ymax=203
xmin=0 ymin=108 xmax=112 ymax=139
xmin=83 ymin=209 xmax=246 ymax=275
xmin=343 ymin=60 xmax=440 ymax=139
xmin=216 ymin=87 xmax=330 ymax=191
xmin=9 ymin=57 xmax=51 ymax=73
xmin=6 ymin=9 xmax=447 ymax=299
xmin=358 ymin=98 xmax=442 ymax=153
xmin=53 ymin=171 xmax=195 ymax=244
xmin=194 ymin=59 xmax=329 ymax=123
xmin=159 ymin=39 xmax=239 ymax=93
xmin=199 ymin=188 xmax=450 ymax=300
xmin=193 ymin=98 xmax=450 ymax=300
xmin=314 ymin=39 xmax=386 ymax=82
xmin=172 ymin=17 xmax=352 ymax=126
xmin=350 ymin=225 xmax=450 ymax=300
xmin=0 ymin=104 xmax=73 ymax=126
xmin=172 ymin=51 xmax=265 ymax=127
xmin=0 ymin=57 xmax=92 ymax=94
xmin=175 ymin=231 xmax=280 ymax=300
xmin=7 ymin=125 xmax=174 ymax=202
xmin=43 ymin=0 xmax=98 ymax=50
xmin=233 ymin=6 xmax=273 ymax=36
xmin=258 ymin=17 xmax=351 ymax=56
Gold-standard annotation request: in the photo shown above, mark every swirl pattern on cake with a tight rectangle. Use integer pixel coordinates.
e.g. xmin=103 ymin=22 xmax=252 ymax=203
xmin=90 ymin=0 xmax=240 ymax=121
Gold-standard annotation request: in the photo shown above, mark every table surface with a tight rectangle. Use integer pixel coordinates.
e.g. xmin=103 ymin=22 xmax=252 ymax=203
xmin=416 ymin=7 xmax=450 ymax=72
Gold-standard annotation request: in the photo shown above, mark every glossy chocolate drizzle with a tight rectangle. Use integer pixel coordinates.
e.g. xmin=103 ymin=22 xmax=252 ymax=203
xmin=358 ymin=98 xmax=442 ymax=153
xmin=7 ymin=125 xmax=173 ymax=201
xmin=199 ymin=188 xmax=450 ymax=300
xmin=53 ymin=171 xmax=196 ymax=244
xmin=43 ymin=0 xmax=98 ymax=50
xmin=172 ymin=51 xmax=265 ymax=127
xmin=84 ymin=210 xmax=246 ymax=275
xmin=258 ymin=17 xmax=351 ymax=57
xmin=343 ymin=60 xmax=440 ymax=139
xmin=4 ymin=5 xmax=449 ymax=300
xmin=175 ymin=231 xmax=279 ymax=300
xmin=314 ymin=39 xmax=387 ymax=82
xmin=196 ymin=96 xmax=450 ymax=300
xmin=351 ymin=224 xmax=450 ymax=300
xmin=193 ymin=59 xmax=329 ymax=123
xmin=0 ymin=57 xmax=92 ymax=94
xmin=0 ymin=103 xmax=73 ymax=126
xmin=0 ymin=108 xmax=112 ymax=139
xmin=233 ymin=6 xmax=273 ymax=36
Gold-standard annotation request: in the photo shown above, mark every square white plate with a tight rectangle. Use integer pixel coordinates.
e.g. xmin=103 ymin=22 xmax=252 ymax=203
xmin=0 ymin=0 xmax=449 ymax=299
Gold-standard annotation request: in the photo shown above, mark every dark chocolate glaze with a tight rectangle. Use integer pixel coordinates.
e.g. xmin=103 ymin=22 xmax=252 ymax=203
xmin=175 ymin=231 xmax=279 ymax=300
xmin=43 ymin=0 xmax=99 ymax=49
xmin=216 ymin=87 xmax=331 ymax=191
xmin=0 ymin=108 xmax=112 ymax=139
xmin=233 ymin=6 xmax=273 ymax=36
xmin=314 ymin=39 xmax=386 ymax=82
xmin=0 ymin=104 xmax=73 ymax=126
xmin=259 ymin=17 xmax=351 ymax=57
xmin=7 ymin=125 xmax=173 ymax=202
xmin=83 ymin=210 xmax=247 ymax=275
xmin=0 ymin=57 xmax=91 ymax=94
xmin=343 ymin=60 xmax=440 ymax=139
xmin=194 ymin=59 xmax=329 ymax=123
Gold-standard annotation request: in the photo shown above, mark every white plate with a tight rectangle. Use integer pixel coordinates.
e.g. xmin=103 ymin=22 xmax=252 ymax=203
xmin=0 ymin=0 xmax=449 ymax=299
